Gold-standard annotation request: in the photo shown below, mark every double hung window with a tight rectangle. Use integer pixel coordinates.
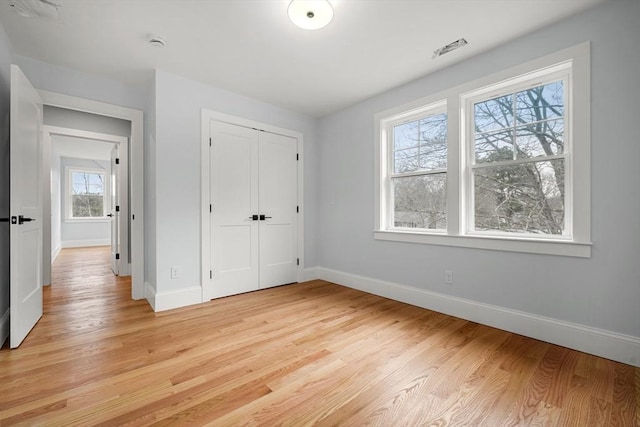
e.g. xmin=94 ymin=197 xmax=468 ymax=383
xmin=389 ymin=103 xmax=447 ymax=230
xmin=67 ymin=168 xmax=107 ymax=219
xmin=375 ymin=43 xmax=591 ymax=257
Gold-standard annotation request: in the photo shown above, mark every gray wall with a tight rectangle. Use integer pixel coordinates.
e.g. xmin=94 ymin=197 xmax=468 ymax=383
xmin=0 ymin=21 xmax=12 ymax=346
xmin=316 ymin=0 xmax=640 ymax=338
xmin=44 ymin=106 xmax=131 ymax=137
xmin=14 ymin=55 xmax=147 ymax=113
xmin=152 ymin=69 xmax=318 ymax=294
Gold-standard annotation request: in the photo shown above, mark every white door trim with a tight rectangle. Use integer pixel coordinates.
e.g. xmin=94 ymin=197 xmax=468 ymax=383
xmin=39 ymin=90 xmax=144 ymax=300
xmin=201 ymin=109 xmax=304 ymax=302
xmin=44 ymin=126 xmax=129 ymax=275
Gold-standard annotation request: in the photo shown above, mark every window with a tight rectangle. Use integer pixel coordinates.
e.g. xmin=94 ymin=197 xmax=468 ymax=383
xmin=67 ymin=168 xmax=107 ymax=219
xmin=389 ymin=103 xmax=447 ymax=230
xmin=375 ymin=43 xmax=591 ymax=257
xmin=467 ymin=75 xmax=567 ymax=236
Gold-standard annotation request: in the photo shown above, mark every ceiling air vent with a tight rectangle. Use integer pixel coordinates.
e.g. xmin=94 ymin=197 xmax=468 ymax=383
xmin=10 ymin=0 xmax=61 ymax=20
xmin=433 ymin=38 xmax=468 ymax=59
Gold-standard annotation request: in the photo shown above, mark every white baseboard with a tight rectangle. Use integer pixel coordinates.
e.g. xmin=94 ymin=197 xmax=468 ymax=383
xmin=310 ymin=266 xmax=640 ymax=367
xmin=303 ymin=266 xmax=321 ymax=282
xmin=62 ymin=239 xmax=110 ymax=248
xmin=0 ymin=309 xmax=9 ymax=349
xmin=152 ymin=286 xmax=202 ymax=312
xmin=51 ymin=243 xmax=62 ymax=263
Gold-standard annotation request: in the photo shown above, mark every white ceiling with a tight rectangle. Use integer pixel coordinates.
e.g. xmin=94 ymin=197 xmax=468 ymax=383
xmin=0 ymin=0 xmax=606 ymax=117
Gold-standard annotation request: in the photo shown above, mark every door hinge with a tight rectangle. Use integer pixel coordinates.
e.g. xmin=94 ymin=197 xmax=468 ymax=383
xmin=210 ymin=204 xmax=212 ymax=213
xmin=297 ymin=258 xmax=300 ymax=266
xmin=115 ymin=205 xmax=120 ymax=212
xmin=115 ymin=253 xmax=120 ymax=260
xmin=296 ymin=206 xmax=299 ymax=213
xmin=296 ymin=153 xmax=299 ymax=161
xmin=210 ymin=270 xmax=212 ymax=279
xmin=115 ymin=158 xmax=120 ymax=165
xmin=209 ymin=137 xmax=212 ymax=147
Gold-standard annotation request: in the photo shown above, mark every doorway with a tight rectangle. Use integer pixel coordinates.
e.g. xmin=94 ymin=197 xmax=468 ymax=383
xmin=45 ymin=126 xmax=128 ymax=280
xmin=39 ymin=91 xmax=144 ymax=300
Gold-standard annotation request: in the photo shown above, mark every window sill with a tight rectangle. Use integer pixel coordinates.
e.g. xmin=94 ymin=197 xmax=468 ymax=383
xmin=373 ymin=230 xmax=591 ymax=258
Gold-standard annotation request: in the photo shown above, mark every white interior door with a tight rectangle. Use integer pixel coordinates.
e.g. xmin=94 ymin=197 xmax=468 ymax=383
xmin=208 ymin=121 xmax=299 ymax=298
xmin=109 ymin=144 xmax=119 ymax=275
xmin=210 ymin=121 xmax=259 ymax=298
xmin=258 ymin=132 xmax=298 ymax=289
xmin=10 ymin=64 xmax=43 ymax=348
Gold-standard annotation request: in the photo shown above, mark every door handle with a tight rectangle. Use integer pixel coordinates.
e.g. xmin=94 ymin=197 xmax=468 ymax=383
xmin=248 ymin=215 xmax=259 ymax=221
xmin=107 ymin=213 xmax=114 ymax=217
xmin=259 ymin=215 xmax=272 ymax=221
xmin=18 ymin=215 xmax=35 ymax=225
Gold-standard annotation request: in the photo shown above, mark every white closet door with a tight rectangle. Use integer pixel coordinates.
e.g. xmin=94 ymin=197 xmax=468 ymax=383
xmin=258 ymin=132 xmax=298 ymax=289
xmin=210 ymin=121 xmax=259 ymax=298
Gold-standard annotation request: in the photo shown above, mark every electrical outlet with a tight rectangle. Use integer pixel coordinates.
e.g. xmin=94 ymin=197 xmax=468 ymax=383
xmin=171 ymin=266 xmax=179 ymax=279
xmin=444 ymin=270 xmax=453 ymax=284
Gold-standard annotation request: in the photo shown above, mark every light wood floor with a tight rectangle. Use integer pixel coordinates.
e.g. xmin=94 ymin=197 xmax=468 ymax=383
xmin=1 ymin=247 xmax=638 ymax=426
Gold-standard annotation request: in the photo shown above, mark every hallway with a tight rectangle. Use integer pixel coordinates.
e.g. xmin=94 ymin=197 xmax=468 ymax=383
xmin=45 ymin=246 xmax=135 ymax=335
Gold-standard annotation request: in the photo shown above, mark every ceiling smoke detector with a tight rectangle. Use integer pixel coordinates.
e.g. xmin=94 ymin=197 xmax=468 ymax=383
xmin=432 ymin=38 xmax=468 ymax=59
xmin=10 ymin=0 xmax=60 ymax=20
xmin=148 ymin=35 xmax=167 ymax=48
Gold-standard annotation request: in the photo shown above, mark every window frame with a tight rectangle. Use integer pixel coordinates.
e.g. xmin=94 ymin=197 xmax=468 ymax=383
xmin=374 ymin=43 xmax=591 ymax=257
xmin=65 ymin=166 xmax=109 ymax=221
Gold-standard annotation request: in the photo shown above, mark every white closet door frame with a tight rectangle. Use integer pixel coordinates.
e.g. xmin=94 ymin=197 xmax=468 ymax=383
xmin=200 ymin=109 xmax=304 ymax=302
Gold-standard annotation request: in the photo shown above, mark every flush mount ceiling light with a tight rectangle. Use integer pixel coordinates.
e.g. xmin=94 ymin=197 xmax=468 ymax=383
xmin=148 ymin=35 xmax=167 ymax=48
xmin=10 ymin=0 xmax=60 ymax=20
xmin=288 ymin=0 xmax=334 ymax=30
xmin=433 ymin=38 xmax=469 ymax=59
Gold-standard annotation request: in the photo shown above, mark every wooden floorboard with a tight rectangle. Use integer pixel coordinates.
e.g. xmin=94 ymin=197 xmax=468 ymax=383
xmin=1 ymin=246 xmax=638 ymax=426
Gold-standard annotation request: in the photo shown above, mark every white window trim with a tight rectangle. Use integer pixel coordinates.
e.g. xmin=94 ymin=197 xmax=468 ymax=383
xmin=374 ymin=42 xmax=591 ymax=257
xmin=65 ymin=166 xmax=109 ymax=221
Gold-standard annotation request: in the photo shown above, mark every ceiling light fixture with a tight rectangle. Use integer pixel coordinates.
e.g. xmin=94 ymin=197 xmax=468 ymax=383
xmin=148 ymin=35 xmax=167 ymax=48
xmin=432 ymin=38 xmax=468 ymax=59
xmin=288 ymin=0 xmax=334 ymax=30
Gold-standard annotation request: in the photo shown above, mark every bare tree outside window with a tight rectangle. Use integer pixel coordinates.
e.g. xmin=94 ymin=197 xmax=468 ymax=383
xmin=472 ymin=81 xmax=565 ymax=235
xmin=391 ymin=112 xmax=447 ymax=229
xmin=71 ymin=171 xmax=105 ymax=217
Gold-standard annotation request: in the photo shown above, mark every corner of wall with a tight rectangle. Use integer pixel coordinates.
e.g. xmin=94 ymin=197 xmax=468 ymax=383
xmin=144 ymin=281 xmax=156 ymax=312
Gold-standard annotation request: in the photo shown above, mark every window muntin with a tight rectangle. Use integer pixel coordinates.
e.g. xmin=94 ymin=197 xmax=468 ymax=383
xmin=388 ymin=107 xmax=447 ymax=230
xmin=68 ymin=169 xmax=107 ymax=219
xmin=467 ymin=76 xmax=569 ymax=237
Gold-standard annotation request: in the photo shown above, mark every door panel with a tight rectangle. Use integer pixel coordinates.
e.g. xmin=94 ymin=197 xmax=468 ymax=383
xmin=10 ymin=64 xmax=43 ymax=348
xmin=210 ymin=121 xmax=259 ymax=298
xmin=258 ymin=132 xmax=298 ymax=289
xmin=110 ymin=144 xmax=119 ymax=275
